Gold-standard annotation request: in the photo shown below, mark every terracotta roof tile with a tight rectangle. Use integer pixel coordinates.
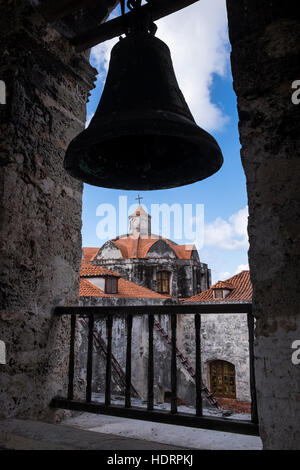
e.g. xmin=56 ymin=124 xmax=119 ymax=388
xmin=79 ymin=275 xmax=171 ymax=299
xmin=80 ymin=258 xmax=171 ymax=299
xmin=80 ymin=263 xmax=121 ymax=278
xmin=109 ymin=234 xmax=194 ymax=260
xmin=79 ymin=279 xmax=105 ymax=297
xmin=166 ymin=240 xmax=195 ymax=260
xmin=213 ymin=281 xmax=234 ymax=290
xmin=117 ymin=278 xmax=171 ymax=299
xmin=184 ymin=271 xmax=252 ymax=302
xmin=82 ymin=247 xmax=99 ymax=262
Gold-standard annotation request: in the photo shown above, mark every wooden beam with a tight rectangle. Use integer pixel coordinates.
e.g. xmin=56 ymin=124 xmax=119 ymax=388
xmin=71 ymin=0 xmax=200 ymax=51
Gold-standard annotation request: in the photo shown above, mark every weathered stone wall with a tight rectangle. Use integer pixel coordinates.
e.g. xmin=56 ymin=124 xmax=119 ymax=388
xmin=227 ymin=0 xmax=300 ymax=448
xmin=0 ymin=0 xmax=96 ymax=420
xmin=177 ymin=311 xmax=251 ymax=403
xmin=93 ymin=257 xmax=210 ymax=298
xmin=78 ymin=297 xmax=250 ymax=407
xmin=201 ymin=314 xmax=250 ymax=402
xmin=78 ymin=297 xmax=198 ymax=405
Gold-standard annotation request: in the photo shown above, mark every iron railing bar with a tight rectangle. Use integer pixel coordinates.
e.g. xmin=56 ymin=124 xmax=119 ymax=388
xmin=86 ymin=314 xmax=94 ymax=403
xmin=57 ymin=304 xmax=258 ymax=435
xmin=52 ymin=398 xmax=259 ymax=436
xmin=54 ymin=303 xmax=253 ymax=317
xmin=105 ymin=316 xmax=113 ymax=407
xmin=171 ymin=314 xmax=177 ymax=414
xmin=147 ymin=314 xmax=154 ymax=411
xmin=195 ymin=313 xmax=203 ymax=416
xmin=125 ymin=314 xmax=133 ymax=408
xmin=67 ymin=314 xmax=76 ymax=400
xmin=247 ymin=312 xmax=258 ymax=424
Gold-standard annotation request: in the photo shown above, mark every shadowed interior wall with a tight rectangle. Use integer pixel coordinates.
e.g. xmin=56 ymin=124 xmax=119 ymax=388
xmin=0 ymin=0 xmax=97 ymax=419
xmin=227 ymin=0 xmax=300 ymax=449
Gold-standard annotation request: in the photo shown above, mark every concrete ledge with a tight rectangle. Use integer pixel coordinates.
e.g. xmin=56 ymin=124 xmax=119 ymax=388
xmin=0 ymin=419 xmax=186 ymax=450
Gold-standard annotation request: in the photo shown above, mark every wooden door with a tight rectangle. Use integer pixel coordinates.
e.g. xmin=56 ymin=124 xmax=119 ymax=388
xmin=210 ymin=360 xmax=236 ymax=398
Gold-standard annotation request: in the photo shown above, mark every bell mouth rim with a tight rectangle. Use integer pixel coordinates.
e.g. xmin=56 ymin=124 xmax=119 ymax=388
xmin=81 ymin=109 xmax=221 ymax=148
xmin=64 ymin=111 xmax=223 ymax=190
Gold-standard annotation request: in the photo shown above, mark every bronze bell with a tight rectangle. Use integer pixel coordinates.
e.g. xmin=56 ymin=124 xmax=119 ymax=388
xmin=64 ymin=31 xmax=223 ymax=190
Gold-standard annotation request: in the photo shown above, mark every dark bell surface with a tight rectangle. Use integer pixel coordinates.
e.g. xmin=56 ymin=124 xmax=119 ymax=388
xmin=64 ymin=32 xmax=223 ymax=190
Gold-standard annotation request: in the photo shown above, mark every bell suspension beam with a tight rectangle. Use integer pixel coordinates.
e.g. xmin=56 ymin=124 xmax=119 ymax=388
xmin=71 ymin=0 xmax=200 ymax=52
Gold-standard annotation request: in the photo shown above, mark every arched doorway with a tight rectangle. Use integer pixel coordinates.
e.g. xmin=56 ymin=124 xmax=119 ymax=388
xmin=210 ymin=360 xmax=236 ymax=398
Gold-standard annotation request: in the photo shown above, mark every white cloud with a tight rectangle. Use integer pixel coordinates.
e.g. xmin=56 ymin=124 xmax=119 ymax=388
xmin=156 ymin=0 xmax=230 ymax=131
xmin=90 ymin=37 xmax=119 ymax=76
xmin=235 ymin=263 xmax=249 ymax=273
xmin=217 ymin=271 xmax=231 ymax=280
xmin=85 ymin=112 xmax=94 ymax=128
xmin=211 ymin=263 xmax=249 ymax=283
xmin=229 ymin=206 xmax=248 ymax=239
xmin=204 ymin=206 xmax=249 ymax=250
xmin=90 ymin=5 xmax=120 ymax=73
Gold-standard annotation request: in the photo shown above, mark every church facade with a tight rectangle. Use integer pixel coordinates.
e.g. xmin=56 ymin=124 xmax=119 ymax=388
xmin=89 ymin=205 xmax=211 ymax=298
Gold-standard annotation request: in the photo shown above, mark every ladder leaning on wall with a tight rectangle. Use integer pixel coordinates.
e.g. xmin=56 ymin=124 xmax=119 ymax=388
xmin=154 ymin=319 xmax=220 ymax=409
xmin=80 ymin=317 xmax=219 ymax=409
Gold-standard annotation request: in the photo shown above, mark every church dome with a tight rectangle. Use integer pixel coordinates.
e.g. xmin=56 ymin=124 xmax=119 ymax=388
xmin=93 ymin=205 xmax=199 ymax=261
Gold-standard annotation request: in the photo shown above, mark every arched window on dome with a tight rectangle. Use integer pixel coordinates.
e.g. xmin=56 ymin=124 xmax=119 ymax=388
xmin=210 ymin=360 xmax=236 ymax=398
xmin=157 ymin=271 xmax=170 ymax=294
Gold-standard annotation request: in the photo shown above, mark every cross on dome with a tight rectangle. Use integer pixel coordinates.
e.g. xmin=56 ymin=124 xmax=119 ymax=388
xmin=135 ymin=194 xmax=143 ymax=205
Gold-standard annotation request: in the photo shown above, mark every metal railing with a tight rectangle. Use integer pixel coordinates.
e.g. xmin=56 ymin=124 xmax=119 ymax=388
xmin=51 ymin=303 xmax=259 ymax=436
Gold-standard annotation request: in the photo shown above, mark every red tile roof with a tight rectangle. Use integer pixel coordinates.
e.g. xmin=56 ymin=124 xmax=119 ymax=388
xmin=167 ymin=241 xmax=195 ymax=260
xmin=79 ymin=278 xmax=105 ymax=297
xmin=80 ymin=262 xmax=120 ymax=278
xmin=80 ymin=259 xmax=171 ymax=299
xmin=184 ymin=271 xmax=252 ymax=302
xmin=82 ymin=247 xmax=99 ymax=262
xmin=108 ymin=234 xmax=195 ymax=260
xmin=212 ymin=281 xmax=234 ymax=290
xmin=79 ymin=276 xmax=171 ymax=299
xmin=117 ymin=278 xmax=171 ymax=299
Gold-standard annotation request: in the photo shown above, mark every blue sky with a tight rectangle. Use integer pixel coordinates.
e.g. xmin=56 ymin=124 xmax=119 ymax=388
xmin=81 ymin=0 xmax=249 ymax=283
